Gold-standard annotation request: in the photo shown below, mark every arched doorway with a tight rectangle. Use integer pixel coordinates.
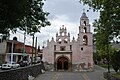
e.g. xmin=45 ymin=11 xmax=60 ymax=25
xmin=57 ymin=56 xmax=69 ymax=70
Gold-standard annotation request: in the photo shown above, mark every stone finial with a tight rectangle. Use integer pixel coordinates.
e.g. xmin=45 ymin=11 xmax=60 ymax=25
xmin=52 ymin=37 xmax=54 ymax=40
xmin=47 ymin=39 xmax=49 ymax=42
xmin=83 ymin=9 xmax=85 ymax=13
xmin=73 ymin=36 xmax=75 ymax=40
xmin=56 ymin=33 xmax=58 ymax=36
xmin=68 ymin=33 xmax=70 ymax=36
xmin=72 ymin=36 xmax=75 ymax=42
xmin=62 ymin=25 xmax=64 ymax=28
xmin=65 ymin=27 xmax=66 ymax=30
xmin=60 ymin=27 xmax=61 ymax=30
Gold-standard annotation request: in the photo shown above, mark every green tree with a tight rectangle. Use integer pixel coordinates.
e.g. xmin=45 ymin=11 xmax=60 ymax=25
xmin=19 ymin=0 xmax=50 ymax=35
xmin=111 ymin=50 xmax=120 ymax=72
xmin=0 ymin=0 xmax=50 ymax=35
xmin=0 ymin=0 xmax=28 ymax=33
xmin=93 ymin=19 xmax=111 ymax=61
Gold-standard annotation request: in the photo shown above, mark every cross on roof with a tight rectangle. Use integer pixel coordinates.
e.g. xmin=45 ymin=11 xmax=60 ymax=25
xmin=83 ymin=9 xmax=85 ymax=13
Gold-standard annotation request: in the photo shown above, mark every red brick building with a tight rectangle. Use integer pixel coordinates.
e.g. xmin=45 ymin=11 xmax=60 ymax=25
xmin=0 ymin=40 xmax=36 ymax=64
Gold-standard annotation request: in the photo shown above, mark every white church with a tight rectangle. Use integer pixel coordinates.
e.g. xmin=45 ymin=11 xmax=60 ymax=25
xmin=43 ymin=11 xmax=93 ymax=71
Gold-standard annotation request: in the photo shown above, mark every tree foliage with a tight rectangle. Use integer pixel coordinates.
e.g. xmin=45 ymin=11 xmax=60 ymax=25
xmin=0 ymin=0 xmax=50 ymax=35
xmin=111 ymin=50 xmax=120 ymax=72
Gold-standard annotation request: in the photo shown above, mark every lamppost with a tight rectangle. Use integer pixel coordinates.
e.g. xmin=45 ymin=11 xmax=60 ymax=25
xmin=23 ymin=32 xmax=26 ymax=55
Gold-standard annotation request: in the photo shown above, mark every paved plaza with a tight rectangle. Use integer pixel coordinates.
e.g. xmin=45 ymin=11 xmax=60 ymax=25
xmin=34 ymin=65 xmax=107 ymax=80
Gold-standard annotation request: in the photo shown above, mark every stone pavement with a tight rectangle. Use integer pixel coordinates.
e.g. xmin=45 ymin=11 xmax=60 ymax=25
xmin=34 ymin=65 xmax=108 ymax=80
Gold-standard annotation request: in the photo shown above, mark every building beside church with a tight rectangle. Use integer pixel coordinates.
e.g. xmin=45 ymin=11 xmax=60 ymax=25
xmin=43 ymin=12 xmax=93 ymax=71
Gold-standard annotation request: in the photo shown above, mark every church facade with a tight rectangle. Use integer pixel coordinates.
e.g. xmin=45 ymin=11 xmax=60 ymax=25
xmin=43 ymin=12 xmax=93 ymax=71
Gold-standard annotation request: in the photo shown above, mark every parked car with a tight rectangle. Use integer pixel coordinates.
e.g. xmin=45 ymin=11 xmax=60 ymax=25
xmin=0 ymin=64 xmax=1 ymax=69
xmin=32 ymin=57 xmax=41 ymax=64
xmin=1 ymin=62 xmax=20 ymax=70
xmin=19 ymin=60 xmax=30 ymax=67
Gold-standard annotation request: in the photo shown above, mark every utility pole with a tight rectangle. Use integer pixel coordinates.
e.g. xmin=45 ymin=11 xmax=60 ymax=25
xmin=31 ymin=35 xmax=34 ymax=64
xmin=42 ymin=41 xmax=45 ymax=48
xmin=23 ymin=32 xmax=26 ymax=55
xmin=35 ymin=37 xmax=37 ymax=63
xmin=11 ymin=41 xmax=14 ymax=63
xmin=23 ymin=26 xmax=27 ymax=56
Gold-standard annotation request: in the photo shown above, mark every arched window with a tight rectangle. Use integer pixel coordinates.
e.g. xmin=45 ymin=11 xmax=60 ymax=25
xmin=58 ymin=38 xmax=62 ymax=44
xmin=84 ymin=21 xmax=86 ymax=26
xmin=64 ymin=38 xmax=68 ymax=43
xmin=62 ymin=32 xmax=64 ymax=36
xmin=83 ymin=35 xmax=88 ymax=45
xmin=58 ymin=38 xmax=62 ymax=41
xmin=83 ymin=27 xmax=87 ymax=33
xmin=54 ymin=45 xmax=56 ymax=51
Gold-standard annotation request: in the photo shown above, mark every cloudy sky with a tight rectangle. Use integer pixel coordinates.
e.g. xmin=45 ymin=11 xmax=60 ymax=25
xmin=10 ymin=0 xmax=99 ymax=48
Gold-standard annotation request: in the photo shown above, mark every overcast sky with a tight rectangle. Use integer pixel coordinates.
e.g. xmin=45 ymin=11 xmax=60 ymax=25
xmin=10 ymin=0 xmax=99 ymax=48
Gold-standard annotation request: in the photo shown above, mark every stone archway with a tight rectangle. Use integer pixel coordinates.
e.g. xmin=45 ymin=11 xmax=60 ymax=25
xmin=57 ymin=56 xmax=69 ymax=70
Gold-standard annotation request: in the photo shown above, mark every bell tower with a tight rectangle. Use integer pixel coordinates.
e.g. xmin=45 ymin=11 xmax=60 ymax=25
xmin=78 ymin=9 xmax=93 ymax=46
